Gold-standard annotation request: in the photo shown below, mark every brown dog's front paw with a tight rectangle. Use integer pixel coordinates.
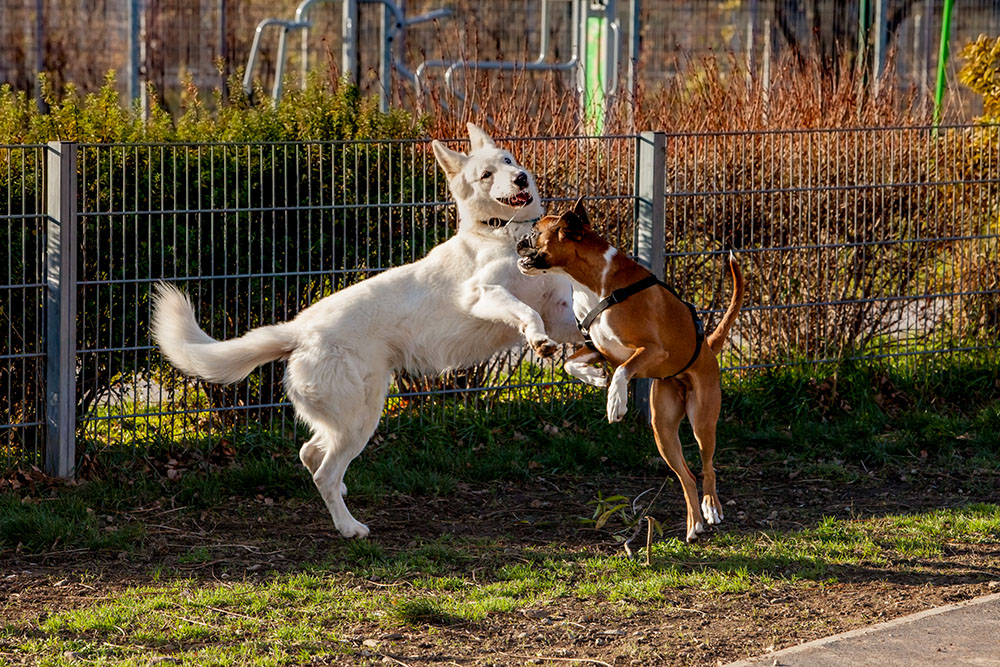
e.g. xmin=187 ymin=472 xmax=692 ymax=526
xmin=530 ymin=337 xmax=559 ymax=358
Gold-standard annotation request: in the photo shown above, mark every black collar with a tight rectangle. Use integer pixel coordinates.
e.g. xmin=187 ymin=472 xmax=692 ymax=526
xmin=482 ymin=216 xmax=540 ymax=228
xmin=578 ymin=275 xmax=706 ymax=379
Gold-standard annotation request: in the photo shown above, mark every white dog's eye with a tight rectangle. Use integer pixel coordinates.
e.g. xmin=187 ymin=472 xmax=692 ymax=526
xmin=503 ymin=157 xmax=512 ymax=165
xmin=481 ymin=171 xmax=492 ymax=180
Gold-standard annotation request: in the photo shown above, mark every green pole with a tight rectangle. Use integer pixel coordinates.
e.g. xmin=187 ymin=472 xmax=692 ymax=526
xmin=857 ymin=0 xmax=870 ymax=95
xmin=858 ymin=0 xmax=869 ymax=58
xmin=933 ymin=0 xmax=955 ymax=129
xmin=584 ymin=15 xmax=607 ymax=135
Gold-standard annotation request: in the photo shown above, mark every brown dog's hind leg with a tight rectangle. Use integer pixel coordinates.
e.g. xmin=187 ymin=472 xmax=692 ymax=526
xmin=687 ymin=377 xmax=724 ymax=526
xmin=650 ymin=378 xmax=705 ymax=542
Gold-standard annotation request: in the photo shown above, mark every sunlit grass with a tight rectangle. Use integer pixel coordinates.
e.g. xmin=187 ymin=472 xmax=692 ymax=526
xmin=3 ymin=355 xmax=998 ymax=663
xmin=8 ymin=505 xmax=997 ymax=663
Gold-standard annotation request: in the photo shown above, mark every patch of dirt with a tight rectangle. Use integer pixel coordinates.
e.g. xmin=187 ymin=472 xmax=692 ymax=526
xmin=2 ymin=466 xmax=999 ymax=666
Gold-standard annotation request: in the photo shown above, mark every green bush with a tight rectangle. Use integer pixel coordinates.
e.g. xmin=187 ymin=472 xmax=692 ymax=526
xmin=959 ymin=35 xmax=1000 ymax=121
xmin=1 ymin=70 xmax=442 ymax=458
xmin=0 ymin=69 xmax=427 ymax=143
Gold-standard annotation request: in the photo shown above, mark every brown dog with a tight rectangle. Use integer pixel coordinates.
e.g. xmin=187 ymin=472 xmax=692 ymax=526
xmin=516 ymin=201 xmax=744 ymax=541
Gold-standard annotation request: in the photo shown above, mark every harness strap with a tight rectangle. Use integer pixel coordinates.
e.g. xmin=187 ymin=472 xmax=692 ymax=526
xmin=578 ymin=275 xmax=705 ymax=379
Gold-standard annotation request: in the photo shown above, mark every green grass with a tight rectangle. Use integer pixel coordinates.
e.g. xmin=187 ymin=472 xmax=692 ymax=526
xmin=5 ymin=358 xmax=999 ymax=555
xmin=2 ymin=354 xmax=998 ymax=664
xmin=0 ymin=493 xmax=145 ymax=553
xmin=4 ymin=505 xmax=998 ymax=664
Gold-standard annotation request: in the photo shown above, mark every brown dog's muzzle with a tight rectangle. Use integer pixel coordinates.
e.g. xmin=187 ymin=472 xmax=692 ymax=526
xmin=516 ymin=232 xmax=549 ymax=272
xmin=515 ymin=232 xmax=535 ymax=256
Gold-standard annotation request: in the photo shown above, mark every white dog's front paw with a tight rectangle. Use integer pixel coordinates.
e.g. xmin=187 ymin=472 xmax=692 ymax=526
xmin=529 ymin=335 xmax=559 ymax=358
xmin=337 ymin=520 xmax=370 ymax=539
xmin=341 ymin=482 xmax=348 ymax=497
xmin=606 ymin=367 xmax=629 ymax=423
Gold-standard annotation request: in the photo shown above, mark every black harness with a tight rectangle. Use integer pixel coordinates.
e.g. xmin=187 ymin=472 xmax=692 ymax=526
xmin=578 ymin=274 xmax=706 ymax=379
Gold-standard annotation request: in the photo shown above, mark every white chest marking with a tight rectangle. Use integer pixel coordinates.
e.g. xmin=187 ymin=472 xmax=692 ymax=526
xmin=592 ymin=246 xmax=629 ymax=358
xmin=590 ymin=316 xmax=631 ymax=359
xmin=600 ymin=246 xmax=617 ymax=295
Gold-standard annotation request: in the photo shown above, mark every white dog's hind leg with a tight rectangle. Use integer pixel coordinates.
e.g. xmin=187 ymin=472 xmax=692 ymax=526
xmin=298 ymin=434 xmax=324 ymax=473
xmin=300 ymin=434 xmax=348 ymax=496
xmin=289 ymin=354 xmax=388 ymax=539
xmin=310 ymin=386 xmax=384 ymax=539
xmin=311 ymin=430 xmax=370 ymax=538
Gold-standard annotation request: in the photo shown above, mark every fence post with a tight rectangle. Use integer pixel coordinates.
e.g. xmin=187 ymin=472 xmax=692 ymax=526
xmin=45 ymin=141 xmax=78 ymax=478
xmin=633 ymin=131 xmax=666 ymax=424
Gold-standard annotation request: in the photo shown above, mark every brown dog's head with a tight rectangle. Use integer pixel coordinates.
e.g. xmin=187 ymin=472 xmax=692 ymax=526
xmin=516 ymin=198 xmax=596 ymax=276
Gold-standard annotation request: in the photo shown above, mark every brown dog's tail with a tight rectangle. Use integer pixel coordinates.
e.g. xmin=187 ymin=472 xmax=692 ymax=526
xmin=706 ymin=252 xmax=744 ymax=355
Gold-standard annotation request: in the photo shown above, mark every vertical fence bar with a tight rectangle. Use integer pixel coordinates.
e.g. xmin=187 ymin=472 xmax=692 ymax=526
xmin=379 ymin=4 xmax=394 ymax=113
xmin=45 ymin=141 xmax=77 ymax=477
xmin=127 ymin=0 xmax=141 ymax=106
xmin=633 ymin=131 xmax=666 ymax=423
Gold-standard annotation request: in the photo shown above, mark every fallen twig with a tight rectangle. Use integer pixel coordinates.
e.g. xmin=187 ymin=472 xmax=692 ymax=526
xmin=500 ymin=653 xmax=612 ymax=667
xmin=666 ymin=607 xmax=707 ymax=616
xmin=161 ymin=610 xmax=218 ymax=630
xmin=377 ymin=654 xmax=414 ymax=667
xmin=645 ymin=516 xmax=654 ymax=566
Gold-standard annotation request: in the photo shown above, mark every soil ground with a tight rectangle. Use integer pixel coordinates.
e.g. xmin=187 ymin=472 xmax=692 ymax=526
xmin=3 ymin=464 xmax=999 ymax=666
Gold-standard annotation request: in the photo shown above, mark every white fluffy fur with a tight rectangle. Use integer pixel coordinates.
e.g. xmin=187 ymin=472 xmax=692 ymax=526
xmin=152 ymin=124 xmax=580 ymax=538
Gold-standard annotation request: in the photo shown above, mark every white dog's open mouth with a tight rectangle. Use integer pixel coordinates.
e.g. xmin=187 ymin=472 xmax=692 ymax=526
xmin=497 ymin=190 xmax=534 ymax=208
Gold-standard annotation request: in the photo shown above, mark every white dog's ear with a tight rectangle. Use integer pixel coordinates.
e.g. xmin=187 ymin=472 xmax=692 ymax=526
xmin=467 ymin=123 xmax=497 ymax=151
xmin=431 ymin=140 xmax=469 ymax=179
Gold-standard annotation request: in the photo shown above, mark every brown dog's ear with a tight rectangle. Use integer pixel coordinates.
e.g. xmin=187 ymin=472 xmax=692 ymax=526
xmin=558 ymin=209 xmax=587 ymax=242
xmin=572 ymin=197 xmax=591 ymax=228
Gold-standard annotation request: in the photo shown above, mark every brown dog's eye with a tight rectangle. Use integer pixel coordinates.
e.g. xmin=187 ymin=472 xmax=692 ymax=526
xmin=481 ymin=171 xmax=492 ymax=180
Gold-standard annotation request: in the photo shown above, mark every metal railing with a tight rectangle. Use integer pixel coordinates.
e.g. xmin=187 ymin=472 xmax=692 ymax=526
xmin=1 ymin=127 xmax=998 ymax=474
xmin=1 ymin=145 xmax=47 ymax=471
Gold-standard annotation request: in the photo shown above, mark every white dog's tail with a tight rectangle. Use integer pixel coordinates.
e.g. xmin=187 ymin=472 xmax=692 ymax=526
xmin=706 ymin=252 xmax=745 ymax=356
xmin=151 ymin=282 xmax=298 ymax=384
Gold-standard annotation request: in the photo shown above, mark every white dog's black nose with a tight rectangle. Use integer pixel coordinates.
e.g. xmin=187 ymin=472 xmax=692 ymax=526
xmin=514 ymin=171 xmax=528 ymax=188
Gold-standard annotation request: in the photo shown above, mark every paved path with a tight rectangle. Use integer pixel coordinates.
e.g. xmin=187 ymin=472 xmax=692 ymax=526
xmin=725 ymin=592 xmax=1000 ymax=667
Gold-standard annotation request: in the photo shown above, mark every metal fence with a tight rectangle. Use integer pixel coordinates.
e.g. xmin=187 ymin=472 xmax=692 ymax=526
xmin=4 ymin=1 xmax=1000 ymax=120
xmin=1 ymin=127 xmax=998 ymax=474
xmin=0 ymin=145 xmax=47 ymax=470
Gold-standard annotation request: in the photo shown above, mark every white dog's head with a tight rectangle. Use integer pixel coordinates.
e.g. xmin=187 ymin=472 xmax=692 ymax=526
xmin=431 ymin=124 xmax=544 ymax=235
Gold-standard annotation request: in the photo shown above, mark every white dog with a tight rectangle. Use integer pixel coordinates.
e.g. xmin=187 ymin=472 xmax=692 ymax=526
xmin=152 ymin=124 xmax=580 ymax=538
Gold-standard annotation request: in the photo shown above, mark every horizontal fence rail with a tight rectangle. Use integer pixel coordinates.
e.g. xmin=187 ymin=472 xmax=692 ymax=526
xmin=0 ymin=128 xmax=997 ymax=474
